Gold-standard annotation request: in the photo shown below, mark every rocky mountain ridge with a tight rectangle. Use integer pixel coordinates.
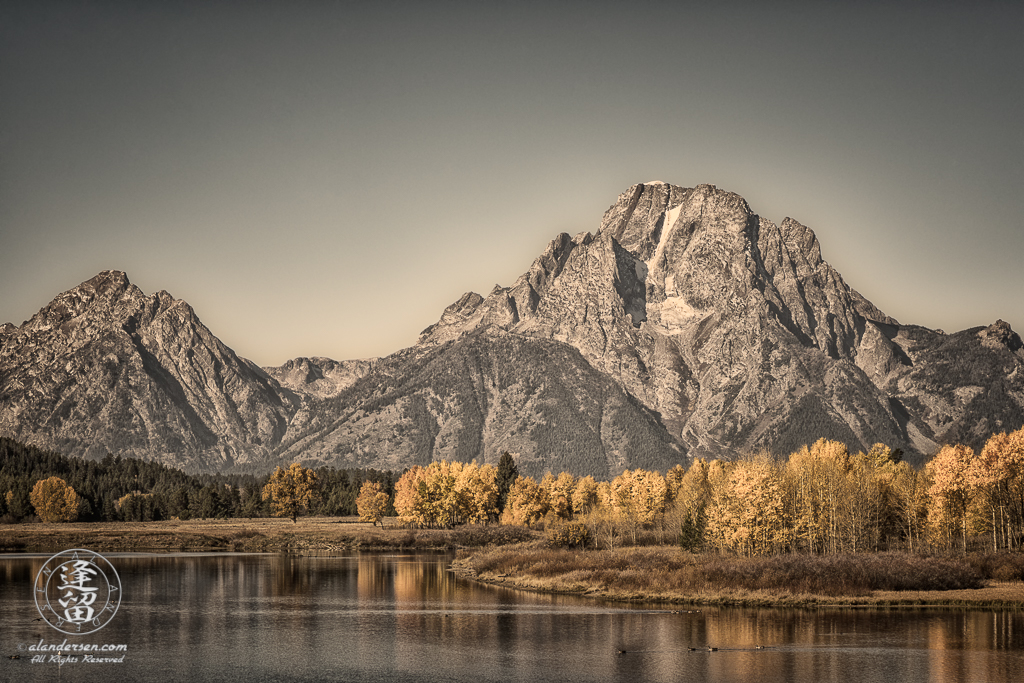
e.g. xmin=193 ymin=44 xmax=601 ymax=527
xmin=0 ymin=270 xmax=296 ymax=470
xmin=264 ymin=357 xmax=377 ymax=399
xmin=416 ymin=183 xmax=1023 ymax=461
xmin=2 ymin=183 xmax=1021 ymax=475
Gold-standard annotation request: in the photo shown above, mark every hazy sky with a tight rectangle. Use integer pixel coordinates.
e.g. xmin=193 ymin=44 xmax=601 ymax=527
xmin=2 ymin=1 xmax=1021 ymax=367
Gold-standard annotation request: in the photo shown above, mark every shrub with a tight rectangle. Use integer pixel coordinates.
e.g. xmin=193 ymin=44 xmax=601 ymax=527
xmin=965 ymin=552 xmax=1024 ymax=582
xmin=547 ymin=522 xmax=591 ymax=549
xmin=699 ymin=552 xmax=982 ymax=595
xmin=450 ymin=523 xmax=537 ymax=547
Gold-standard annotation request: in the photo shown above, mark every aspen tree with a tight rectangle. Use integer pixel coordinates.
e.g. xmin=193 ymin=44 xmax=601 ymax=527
xmin=572 ymin=476 xmax=599 ymax=517
xmin=785 ymin=439 xmax=851 ymax=554
xmin=543 ymin=471 xmax=577 ymax=521
xmin=30 ymin=477 xmax=81 ymax=523
xmin=503 ymin=476 xmax=549 ymax=527
xmin=708 ymin=455 xmax=788 ymax=556
xmin=394 ymin=465 xmax=428 ymax=526
xmin=261 ymin=463 xmax=319 ymax=523
xmin=356 ymin=481 xmax=390 ymax=527
xmin=456 ymin=461 xmax=499 ymax=523
xmin=890 ymin=461 xmax=928 ymax=551
xmin=926 ymin=444 xmax=979 ymax=551
xmin=974 ymin=427 xmax=1024 ymax=549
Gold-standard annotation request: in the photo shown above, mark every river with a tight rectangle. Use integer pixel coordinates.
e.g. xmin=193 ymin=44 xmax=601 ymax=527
xmin=2 ymin=551 xmax=1022 ymax=682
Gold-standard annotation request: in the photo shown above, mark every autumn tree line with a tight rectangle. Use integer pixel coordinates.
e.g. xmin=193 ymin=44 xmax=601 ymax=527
xmin=6 ymin=427 xmax=1024 ymax=556
xmin=0 ymin=438 xmax=395 ymax=523
xmin=384 ymin=430 xmax=1024 ymax=556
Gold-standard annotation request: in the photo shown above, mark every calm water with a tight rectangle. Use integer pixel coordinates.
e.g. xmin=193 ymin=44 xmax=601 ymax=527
xmin=1 ymin=551 xmax=1022 ymax=682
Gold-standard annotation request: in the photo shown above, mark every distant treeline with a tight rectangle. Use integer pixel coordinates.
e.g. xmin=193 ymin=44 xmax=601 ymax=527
xmin=0 ymin=438 xmax=395 ymax=523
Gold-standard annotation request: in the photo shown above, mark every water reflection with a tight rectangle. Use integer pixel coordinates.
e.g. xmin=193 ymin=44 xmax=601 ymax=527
xmin=1 ymin=552 xmax=1022 ymax=682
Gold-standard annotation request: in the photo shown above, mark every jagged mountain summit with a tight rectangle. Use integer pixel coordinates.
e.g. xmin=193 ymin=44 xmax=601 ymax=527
xmin=416 ymin=182 xmax=1024 ymax=462
xmin=2 ymin=183 xmax=1022 ymax=475
xmin=0 ymin=270 xmax=297 ymax=470
xmin=264 ymin=357 xmax=377 ymax=399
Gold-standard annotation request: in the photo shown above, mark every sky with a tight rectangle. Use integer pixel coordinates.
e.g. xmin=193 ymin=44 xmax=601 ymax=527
xmin=2 ymin=1 xmax=1021 ymax=367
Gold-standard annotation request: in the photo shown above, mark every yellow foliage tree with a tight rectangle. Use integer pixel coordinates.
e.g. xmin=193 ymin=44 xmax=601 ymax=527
xmin=596 ymin=480 xmax=614 ymax=510
xmin=30 ymin=477 xmax=81 ymax=523
xmin=394 ymin=461 xmax=489 ymax=528
xmin=356 ymin=481 xmax=390 ymax=527
xmin=671 ymin=459 xmax=712 ymax=517
xmin=607 ymin=469 xmax=668 ymax=544
xmin=421 ymin=461 xmax=472 ymax=528
xmin=925 ymin=444 xmax=979 ymax=551
xmin=261 ymin=463 xmax=319 ymax=523
xmin=542 ymin=471 xmax=577 ymax=521
xmin=975 ymin=427 xmax=1024 ymax=550
xmin=572 ymin=475 xmax=599 ymax=517
xmin=456 ymin=461 xmax=500 ymax=523
xmin=665 ymin=464 xmax=687 ymax=505
xmin=394 ymin=465 xmax=428 ymax=525
xmin=664 ymin=460 xmax=712 ymax=550
xmin=707 ymin=455 xmax=789 ymax=556
xmin=610 ymin=469 xmax=667 ymax=525
xmin=503 ymin=476 xmax=549 ymax=527
xmin=784 ymin=439 xmax=853 ymax=554
xmin=842 ymin=445 xmax=904 ymax=552
xmin=890 ymin=460 xmax=928 ymax=551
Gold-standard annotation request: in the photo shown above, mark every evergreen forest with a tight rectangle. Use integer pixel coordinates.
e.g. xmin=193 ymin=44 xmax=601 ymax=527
xmin=0 ymin=438 xmax=395 ymax=523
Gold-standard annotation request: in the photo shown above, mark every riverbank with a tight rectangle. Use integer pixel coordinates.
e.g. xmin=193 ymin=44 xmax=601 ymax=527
xmin=6 ymin=520 xmax=1022 ymax=609
xmin=0 ymin=517 xmax=538 ymax=553
xmin=451 ymin=545 xmax=1024 ymax=609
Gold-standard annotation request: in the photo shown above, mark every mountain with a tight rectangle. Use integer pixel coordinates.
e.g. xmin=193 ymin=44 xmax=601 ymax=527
xmin=2 ymin=183 xmax=1022 ymax=475
xmin=264 ymin=357 xmax=376 ymax=399
xmin=415 ymin=183 xmax=1024 ymax=463
xmin=0 ymin=271 xmax=297 ymax=471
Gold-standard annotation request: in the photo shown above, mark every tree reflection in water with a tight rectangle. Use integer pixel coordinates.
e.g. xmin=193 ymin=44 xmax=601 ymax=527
xmin=1 ymin=552 xmax=1022 ymax=683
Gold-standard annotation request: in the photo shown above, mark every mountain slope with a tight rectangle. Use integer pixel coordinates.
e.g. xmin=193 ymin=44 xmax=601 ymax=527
xmin=0 ymin=271 xmax=297 ymax=470
xmin=275 ymin=329 xmax=683 ymax=478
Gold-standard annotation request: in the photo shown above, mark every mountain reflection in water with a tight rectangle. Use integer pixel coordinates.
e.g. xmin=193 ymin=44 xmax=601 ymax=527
xmin=2 ymin=552 xmax=1022 ymax=682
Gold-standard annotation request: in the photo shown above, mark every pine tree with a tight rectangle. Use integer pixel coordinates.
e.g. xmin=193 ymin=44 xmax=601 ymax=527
xmin=496 ymin=451 xmax=519 ymax=513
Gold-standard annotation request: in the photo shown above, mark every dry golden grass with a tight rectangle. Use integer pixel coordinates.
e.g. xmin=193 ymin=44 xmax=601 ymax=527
xmin=0 ymin=518 xmax=539 ymax=553
xmin=452 ymin=546 xmax=1024 ymax=608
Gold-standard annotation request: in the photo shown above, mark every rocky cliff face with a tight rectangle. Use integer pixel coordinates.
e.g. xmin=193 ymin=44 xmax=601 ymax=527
xmin=0 ymin=271 xmax=297 ymax=470
xmin=3 ymin=183 xmax=1022 ymax=475
xmin=274 ymin=330 xmax=682 ymax=478
xmin=418 ymin=182 xmax=1024 ymax=462
xmin=264 ymin=357 xmax=376 ymax=399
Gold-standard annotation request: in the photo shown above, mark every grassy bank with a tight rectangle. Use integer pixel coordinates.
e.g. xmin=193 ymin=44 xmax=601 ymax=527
xmin=452 ymin=545 xmax=1024 ymax=608
xmin=7 ymin=519 xmax=1022 ymax=608
xmin=0 ymin=517 xmax=539 ymax=553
